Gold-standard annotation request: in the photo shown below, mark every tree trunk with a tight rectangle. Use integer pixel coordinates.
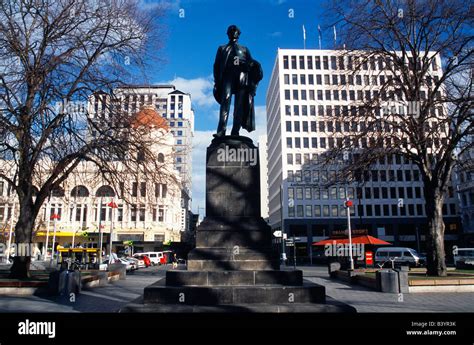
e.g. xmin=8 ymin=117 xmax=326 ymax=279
xmin=425 ymin=188 xmax=447 ymax=277
xmin=9 ymin=202 xmax=35 ymax=279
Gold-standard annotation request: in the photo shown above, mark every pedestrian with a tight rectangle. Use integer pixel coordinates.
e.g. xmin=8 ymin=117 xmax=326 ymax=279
xmin=172 ymin=253 xmax=178 ymax=269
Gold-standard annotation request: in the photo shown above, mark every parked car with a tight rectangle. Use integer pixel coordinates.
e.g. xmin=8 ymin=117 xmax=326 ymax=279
xmin=375 ymin=247 xmax=423 ymax=267
xmin=133 ymin=254 xmax=151 ymax=267
xmin=117 ymin=257 xmax=133 ymax=271
xmin=102 ymin=258 xmax=133 ymax=271
xmin=124 ymin=257 xmax=139 ymax=270
xmin=138 ymin=252 xmax=164 ymax=266
xmin=454 ymin=248 xmax=474 ymax=269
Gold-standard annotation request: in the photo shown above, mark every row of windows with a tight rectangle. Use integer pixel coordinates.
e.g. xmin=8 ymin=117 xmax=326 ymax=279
xmin=288 ymin=203 xmax=455 ymax=218
xmin=288 ymin=186 xmax=426 ymax=201
xmin=285 ymin=120 xmax=445 ymax=134
xmin=0 ymin=203 xmax=169 ymax=223
xmin=282 ymin=55 xmax=438 ymax=72
xmin=284 ymin=88 xmax=440 ymax=102
xmin=287 ymin=168 xmax=422 ymax=184
xmin=283 ymin=73 xmax=440 ymax=87
xmin=285 ymin=135 xmax=446 ymax=150
xmin=284 ymin=103 xmax=444 ymax=119
xmin=283 ymin=153 xmax=418 ymax=166
xmin=288 ymin=166 xmax=421 ymax=183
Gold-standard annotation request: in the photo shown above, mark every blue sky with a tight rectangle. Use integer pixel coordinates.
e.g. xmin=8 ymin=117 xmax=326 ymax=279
xmin=139 ymin=0 xmax=331 ymax=214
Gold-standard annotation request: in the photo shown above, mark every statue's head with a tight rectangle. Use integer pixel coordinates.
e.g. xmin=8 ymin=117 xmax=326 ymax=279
xmin=227 ymin=25 xmax=241 ymax=41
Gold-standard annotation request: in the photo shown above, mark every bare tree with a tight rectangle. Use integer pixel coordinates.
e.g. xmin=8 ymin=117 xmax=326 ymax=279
xmin=0 ymin=0 xmax=167 ymax=278
xmin=319 ymin=0 xmax=473 ymax=276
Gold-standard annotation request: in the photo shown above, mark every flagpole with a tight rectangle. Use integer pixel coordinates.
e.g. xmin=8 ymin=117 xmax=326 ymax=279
xmin=318 ymin=25 xmax=322 ymax=50
xmin=302 ymin=25 xmax=306 ymax=50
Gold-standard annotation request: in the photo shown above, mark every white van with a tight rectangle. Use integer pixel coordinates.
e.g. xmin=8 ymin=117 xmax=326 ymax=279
xmin=453 ymin=248 xmax=474 ymax=268
xmin=139 ymin=252 xmax=164 ymax=265
xmin=375 ymin=247 xmax=423 ymax=267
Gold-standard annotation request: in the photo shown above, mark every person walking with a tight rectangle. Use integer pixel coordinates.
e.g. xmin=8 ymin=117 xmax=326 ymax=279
xmin=172 ymin=253 xmax=178 ymax=269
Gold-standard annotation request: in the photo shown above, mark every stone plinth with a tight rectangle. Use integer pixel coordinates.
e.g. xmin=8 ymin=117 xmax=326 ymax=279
xmin=122 ymin=136 xmax=353 ymax=313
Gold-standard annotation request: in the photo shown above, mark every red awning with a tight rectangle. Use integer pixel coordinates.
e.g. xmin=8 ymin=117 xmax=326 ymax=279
xmin=312 ymin=235 xmax=392 ymax=246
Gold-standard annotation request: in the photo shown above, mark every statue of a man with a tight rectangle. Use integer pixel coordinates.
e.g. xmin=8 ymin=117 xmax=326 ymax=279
xmin=213 ymin=25 xmax=263 ymax=138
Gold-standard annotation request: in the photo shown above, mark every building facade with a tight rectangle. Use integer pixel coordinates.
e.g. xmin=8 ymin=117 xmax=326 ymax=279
xmin=266 ymin=48 xmax=461 ymax=261
xmin=89 ymin=85 xmax=195 ymax=232
xmin=456 ymin=136 xmax=474 ymax=241
xmin=0 ymin=107 xmax=183 ymax=256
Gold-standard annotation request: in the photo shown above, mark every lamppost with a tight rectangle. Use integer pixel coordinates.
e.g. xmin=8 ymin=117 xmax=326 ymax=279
xmin=50 ymin=213 xmax=60 ymax=266
xmin=6 ymin=201 xmax=15 ymax=263
xmin=43 ymin=199 xmax=51 ymax=260
xmin=108 ymin=200 xmax=118 ymax=263
xmin=98 ymin=197 xmax=104 ymax=263
xmin=345 ymin=199 xmax=354 ymax=270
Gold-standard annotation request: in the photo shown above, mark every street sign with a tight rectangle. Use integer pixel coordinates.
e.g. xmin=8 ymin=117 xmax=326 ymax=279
xmin=366 ymin=251 xmax=373 ymax=265
xmin=286 ymin=242 xmax=294 ymax=247
xmin=273 ymin=230 xmax=282 ymax=238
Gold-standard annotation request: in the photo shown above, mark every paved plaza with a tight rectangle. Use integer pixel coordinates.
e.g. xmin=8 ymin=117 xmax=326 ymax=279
xmin=0 ymin=265 xmax=473 ymax=312
xmin=301 ymin=266 xmax=474 ymax=313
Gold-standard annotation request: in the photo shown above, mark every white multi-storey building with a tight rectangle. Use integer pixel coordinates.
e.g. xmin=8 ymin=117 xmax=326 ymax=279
xmin=266 ymin=48 xmax=461 ymax=261
xmin=259 ymin=135 xmax=269 ymax=220
xmin=90 ymin=85 xmax=195 ymax=232
xmin=456 ymin=135 xmax=474 ymax=236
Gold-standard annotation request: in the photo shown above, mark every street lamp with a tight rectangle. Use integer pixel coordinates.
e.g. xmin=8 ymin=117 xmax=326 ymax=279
xmin=50 ymin=213 xmax=60 ymax=266
xmin=107 ymin=200 xmax=118 ymax=263
xmin=6 ymin=201 xmax=15 ymax=263
xmin=345 ymin=199 xmax=354 ymax=270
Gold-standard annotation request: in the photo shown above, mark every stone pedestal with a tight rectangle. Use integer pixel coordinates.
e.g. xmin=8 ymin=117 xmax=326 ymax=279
xmin=122 ymin=136 xmax=354 ymax=312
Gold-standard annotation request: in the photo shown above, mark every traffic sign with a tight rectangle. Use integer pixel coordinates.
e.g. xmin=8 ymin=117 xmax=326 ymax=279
xmin=273 ymin=230 xmax=282 ymax=238
xmin=345 ymin=200 xmax=353 ymax=207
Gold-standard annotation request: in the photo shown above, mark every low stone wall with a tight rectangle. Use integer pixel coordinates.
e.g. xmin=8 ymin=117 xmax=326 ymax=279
xmin=331 ymin=270 xmax=378 ymax=290
xmin=409 ymin=277 xmax=474 ymax=293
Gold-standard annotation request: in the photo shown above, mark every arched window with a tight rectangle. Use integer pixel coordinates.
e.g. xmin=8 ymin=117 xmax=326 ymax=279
xmin=96 ymin=185 xmax=115 ymax=197
xmin=71 ymin=185 xmax=90 ymax=197
xmin=158 ymin=153 xmax=165 ymax=163
xmin=52 ymin=186 xmax=65 ymax=197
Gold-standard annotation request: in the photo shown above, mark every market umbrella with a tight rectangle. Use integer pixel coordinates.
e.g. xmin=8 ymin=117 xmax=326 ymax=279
xmin=312 ymin=235 xmax=392 ymax=246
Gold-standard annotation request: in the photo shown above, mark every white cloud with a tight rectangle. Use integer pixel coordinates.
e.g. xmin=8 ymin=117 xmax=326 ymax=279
xmin=138 ymin=0 xmax=181 ymax=11
xmin=269 ymin=31 xmax=282 ymax=37
xmin=191 ymin=105 xmax=268 ymax=216
xmin=164 ymin=76 xmax=215 ymax=107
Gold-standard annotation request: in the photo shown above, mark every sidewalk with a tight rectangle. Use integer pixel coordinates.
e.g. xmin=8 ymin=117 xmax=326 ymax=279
xmin=299 ymin=265 xmax=474 ymax=312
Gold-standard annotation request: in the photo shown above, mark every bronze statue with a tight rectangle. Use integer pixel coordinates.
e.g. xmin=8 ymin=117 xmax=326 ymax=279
xmin=213 ymin=25 xmax=263 ymax=137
